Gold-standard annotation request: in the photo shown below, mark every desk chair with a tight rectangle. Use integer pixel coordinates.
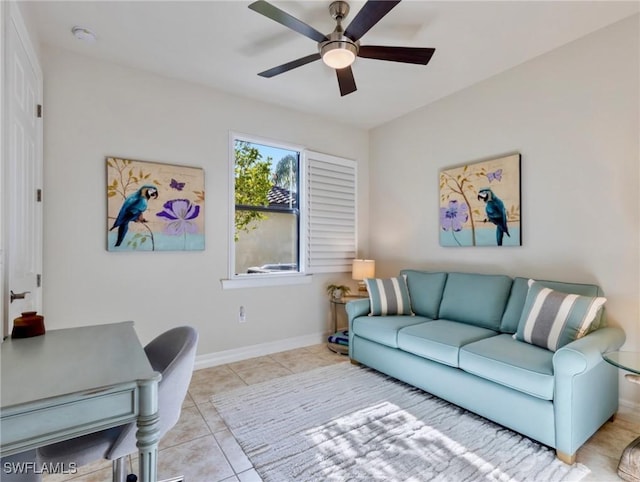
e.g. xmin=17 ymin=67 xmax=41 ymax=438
xmin=36 ymin=326 xmax=198 ymax=482
xmin=0 ymin=450 xmax=40 ymax=482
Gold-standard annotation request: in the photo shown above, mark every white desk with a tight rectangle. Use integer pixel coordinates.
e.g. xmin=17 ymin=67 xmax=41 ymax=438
xmin=0 ymin=322 xmax=161 ymax=482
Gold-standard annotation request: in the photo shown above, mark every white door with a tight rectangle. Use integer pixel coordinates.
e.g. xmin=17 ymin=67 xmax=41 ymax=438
xmin=2 ymin=2 xmax=43 ymax=337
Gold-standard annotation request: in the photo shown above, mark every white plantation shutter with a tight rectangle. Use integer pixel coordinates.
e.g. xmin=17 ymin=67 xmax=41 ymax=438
xmin=305 ymin=151 xmax=357 ymax=273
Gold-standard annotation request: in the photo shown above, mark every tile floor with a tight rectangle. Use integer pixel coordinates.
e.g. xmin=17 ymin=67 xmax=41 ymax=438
xmin=43 ymin=344 xmax=639 ymax=482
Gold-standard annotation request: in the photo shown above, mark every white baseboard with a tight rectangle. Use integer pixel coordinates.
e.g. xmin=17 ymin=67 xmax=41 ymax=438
xmin=194 ymin=332 xmax=327 ymax=370
xmin=619 ymin=397 xmax=640 ymax=412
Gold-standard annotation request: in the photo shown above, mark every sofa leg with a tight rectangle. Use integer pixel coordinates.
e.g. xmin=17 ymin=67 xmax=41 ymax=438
xmin=350 ymin=358 xmax=361 ymax=366
xmin=557 ymin=450 xmax=576 ymax=465
xmin=610 ymin=413 xmax=617 ymax=423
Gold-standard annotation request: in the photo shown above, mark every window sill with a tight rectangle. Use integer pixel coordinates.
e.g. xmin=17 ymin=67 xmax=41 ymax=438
xmin=221 ymin=274 xmax=313 ymax=290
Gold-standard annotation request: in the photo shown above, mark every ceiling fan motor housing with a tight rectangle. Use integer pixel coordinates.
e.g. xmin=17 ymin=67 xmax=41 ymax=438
xmin=319 ymin=31 xmax=359 ymax=68
xmin=320 ymin=1 xmax=359 ymax=69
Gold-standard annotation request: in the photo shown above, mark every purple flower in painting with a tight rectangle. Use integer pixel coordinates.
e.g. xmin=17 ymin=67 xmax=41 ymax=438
xmin=440 ymin=200 xmax=468 ymax=232
xmin=156 ymin=199 xmax=200 ymax=235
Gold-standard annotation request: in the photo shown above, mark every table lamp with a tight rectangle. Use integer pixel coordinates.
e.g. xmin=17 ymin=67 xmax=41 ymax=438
xmin=352 ymin=259 xmax=375 ymax=294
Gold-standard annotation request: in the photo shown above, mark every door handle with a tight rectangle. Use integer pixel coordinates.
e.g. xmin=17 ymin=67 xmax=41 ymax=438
xmin=10 ymin=290 xmax=30 ymax=303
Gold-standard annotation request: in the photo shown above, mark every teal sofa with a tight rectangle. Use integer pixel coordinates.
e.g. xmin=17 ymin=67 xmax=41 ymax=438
xmin=346 ymin=270 xmax=625 ymax=464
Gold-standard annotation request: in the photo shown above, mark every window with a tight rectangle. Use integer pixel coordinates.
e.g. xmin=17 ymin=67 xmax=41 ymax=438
xmin=227 ymin=133 xmax=356 ymax=286
xmin=232 ymin=136 xmax=301 ymax=277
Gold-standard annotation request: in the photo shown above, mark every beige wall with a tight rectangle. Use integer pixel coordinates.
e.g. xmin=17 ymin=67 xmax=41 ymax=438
xmin=369 ymin=15 xmax=640 ymax=405
xmin=40 ymin=45 xmax=368 ymax=355
xmin=35 ymin=13 xmax=639 ymax=404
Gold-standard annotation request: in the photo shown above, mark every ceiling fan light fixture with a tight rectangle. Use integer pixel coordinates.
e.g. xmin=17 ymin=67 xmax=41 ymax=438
xmin=321 ymin=40 xmax=357 ymax=69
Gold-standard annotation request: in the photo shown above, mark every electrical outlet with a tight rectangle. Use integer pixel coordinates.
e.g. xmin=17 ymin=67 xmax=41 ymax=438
xmin=239 ymin=306 xmax=246 ymax=323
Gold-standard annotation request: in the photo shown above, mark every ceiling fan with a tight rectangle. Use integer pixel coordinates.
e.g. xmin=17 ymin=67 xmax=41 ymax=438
xmin=248 ymin=0 xmax=435 ymax=96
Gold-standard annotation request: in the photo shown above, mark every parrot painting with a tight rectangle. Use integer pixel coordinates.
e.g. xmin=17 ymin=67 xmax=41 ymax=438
xmin=477 ymin=187 xmax=510 ymax=246
xmin=110 ymin=185 xmax=159 ymax=247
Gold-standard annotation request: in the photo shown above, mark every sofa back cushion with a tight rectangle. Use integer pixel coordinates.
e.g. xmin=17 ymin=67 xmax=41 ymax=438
xmin=438 ymin=273 xmax=513 ymax=330
xmin=500 ymin=277 xmax=605 ymax=333
xmin=400 ymin=270 xmax=448 ymax=319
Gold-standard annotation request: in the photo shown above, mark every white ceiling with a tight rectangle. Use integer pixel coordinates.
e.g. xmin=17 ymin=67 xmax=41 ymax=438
xmin=22 ymin=1 xmax=639 ymax=129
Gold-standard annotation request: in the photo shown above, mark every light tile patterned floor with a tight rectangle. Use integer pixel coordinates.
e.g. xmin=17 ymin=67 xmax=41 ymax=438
xmin=43 ymin=344 xmax=639 ymax=482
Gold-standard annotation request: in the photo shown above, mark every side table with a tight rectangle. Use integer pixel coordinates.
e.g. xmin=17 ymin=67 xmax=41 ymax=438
xmin=603 ymin=351 xmax=640 ymax=482
xmin=327 ymin=296 xmax=363 ymax=355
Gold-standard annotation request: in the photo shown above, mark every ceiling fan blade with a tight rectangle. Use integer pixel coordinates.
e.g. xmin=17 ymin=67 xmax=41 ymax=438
xmin=258 ymin=53 xmax=321 ymax=78
xmin=358 ymin=46 xmax=435 ymax=65
xmin=249 ymin=1 xmax=328 ymax=43
xmin=343 ymin=0 xmax=402 ymax=42
xmin=336 ymin=66 xmax=357 ymax=97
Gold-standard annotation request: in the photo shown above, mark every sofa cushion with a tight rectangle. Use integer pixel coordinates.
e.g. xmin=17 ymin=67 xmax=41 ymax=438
xmin=352 ymin=315 xmax=428 ymax=348
xmin=438 ymin=273 xmax=513 ymax=330
xmin=397 ymin=320 xmax=497 ymax=368
xmin=501 ymin=277 xmax=606 ymax=333
xmin=400 ymin=270 xmax=448 ymax=319
xmin=514 ymin=279 xmax=606 ymax=352
xmin=459 ymin=334 xmax=555 ymax=400
xmin=365 ymin=276 xmax=413 ymax=316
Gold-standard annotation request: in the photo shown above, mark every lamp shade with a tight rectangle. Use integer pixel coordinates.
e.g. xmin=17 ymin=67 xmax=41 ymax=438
xmin=352 ymin=259 xmax=375 ymax=281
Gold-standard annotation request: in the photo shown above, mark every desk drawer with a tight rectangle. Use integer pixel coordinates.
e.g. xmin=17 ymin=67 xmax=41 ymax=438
xmin=1 ymin=387 xmax=138 ymax=453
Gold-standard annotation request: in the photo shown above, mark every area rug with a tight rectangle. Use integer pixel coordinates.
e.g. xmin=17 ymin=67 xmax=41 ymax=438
xmin=211 ymin=363 xmax=590 ymax=482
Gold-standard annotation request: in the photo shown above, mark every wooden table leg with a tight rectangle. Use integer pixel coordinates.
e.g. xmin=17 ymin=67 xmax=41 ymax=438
xmin=136 ymin=374 xmax=161 ymax=482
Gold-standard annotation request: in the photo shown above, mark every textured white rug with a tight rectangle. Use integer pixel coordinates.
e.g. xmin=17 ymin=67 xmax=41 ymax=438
xmin=212 ymin=363 xmax=590 ymax=482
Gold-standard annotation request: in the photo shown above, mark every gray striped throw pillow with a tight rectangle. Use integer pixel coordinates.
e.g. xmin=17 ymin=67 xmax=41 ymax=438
xmin=515 ymin=279 xmax=606 ymax=351
xmin=365 ymin=276 xmax=413 ymax=316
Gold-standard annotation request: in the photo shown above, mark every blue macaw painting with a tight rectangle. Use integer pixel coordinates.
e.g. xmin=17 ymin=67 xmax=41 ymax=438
xmin=439 ymin=154 xmax=521 ymax=247
xmin=107 ymin=157 xmax=205 ymax=251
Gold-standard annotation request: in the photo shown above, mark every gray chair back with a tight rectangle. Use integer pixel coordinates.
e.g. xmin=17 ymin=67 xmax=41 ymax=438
xmin=107 ymin=326 xmax=198 ymax=460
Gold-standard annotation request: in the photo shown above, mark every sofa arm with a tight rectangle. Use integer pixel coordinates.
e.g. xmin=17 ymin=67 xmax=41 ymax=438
xmin=346 ymin=299 xmax=370 ymax=325
xmin=553 ymin=326 xmax=626 ymax=376
xmin=552 ymin=326 xmax=625 ymax=459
